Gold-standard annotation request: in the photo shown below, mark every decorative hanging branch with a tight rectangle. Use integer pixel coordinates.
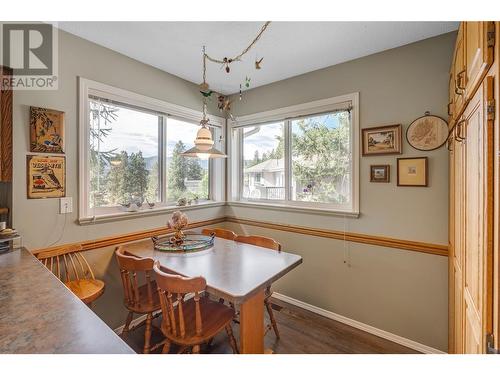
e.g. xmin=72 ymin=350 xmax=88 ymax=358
xmin=199 ymin=21 xmax=271 ymax=117
xmin=203 ymin=21 xmax=271 ymax=73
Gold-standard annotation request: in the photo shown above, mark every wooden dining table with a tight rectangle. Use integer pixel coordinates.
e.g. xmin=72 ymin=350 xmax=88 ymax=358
xmin=121 ymin=235 xmax=303 ymax=354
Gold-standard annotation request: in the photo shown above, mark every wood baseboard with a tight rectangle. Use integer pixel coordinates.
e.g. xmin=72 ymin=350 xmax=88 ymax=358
xmin=226 ymin=216 xmax=448 ymax=257
xmin=272 ymin=292 xmax=445 ymax=354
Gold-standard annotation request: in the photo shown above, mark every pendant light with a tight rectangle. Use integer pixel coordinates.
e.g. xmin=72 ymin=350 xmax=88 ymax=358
xmin=180 ymin=100 xmax=227 ymax=159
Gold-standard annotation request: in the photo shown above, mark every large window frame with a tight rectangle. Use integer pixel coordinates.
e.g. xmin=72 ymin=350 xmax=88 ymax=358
xmin=228 ymin=93 xmax=359 ymax=216
xmin=78 ymin=78 xmax=225 ymax=223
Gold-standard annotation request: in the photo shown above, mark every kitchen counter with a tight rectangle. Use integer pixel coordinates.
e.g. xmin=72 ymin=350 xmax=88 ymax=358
xmin=0 ymin=248 xmax=134 ymax=354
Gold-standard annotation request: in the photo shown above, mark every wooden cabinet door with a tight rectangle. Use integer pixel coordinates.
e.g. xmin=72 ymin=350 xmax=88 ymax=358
xmin=464 ymin=22 xmax=494 ymax=101
xmin=452 ymin=118 xmax=465 ymax=353
xmin=448 ymin=133 xmax=455 ymax=353
xmin=462 ymin=80 xmax=494 ymax=354
xmin=454 ymin=24 xmax=466 ymax=118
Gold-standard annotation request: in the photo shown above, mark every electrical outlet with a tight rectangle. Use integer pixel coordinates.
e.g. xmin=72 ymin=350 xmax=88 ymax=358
xmin=59 ymin=197 xmax=73 ymax=214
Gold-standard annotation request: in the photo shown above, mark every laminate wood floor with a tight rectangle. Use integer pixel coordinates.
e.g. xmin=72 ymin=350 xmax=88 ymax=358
xmin=120 ymin=297 xmax=418 ymax=354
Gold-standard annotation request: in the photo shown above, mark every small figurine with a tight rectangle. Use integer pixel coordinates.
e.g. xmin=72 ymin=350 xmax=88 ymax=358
xmin=200 ymin=90 xmax=214 ymax=98
xmin=255 ymin=57 xmax=264 ymax=69
xmin=217 ymin=95 xmax=232 ymax=112
xmin=222 ymin=57 xmax=233 ymax=73
xmin=167 ymin=211 xmax=189 ymax=245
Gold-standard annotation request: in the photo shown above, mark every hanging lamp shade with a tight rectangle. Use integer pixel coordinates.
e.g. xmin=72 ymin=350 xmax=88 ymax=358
xmin=180 ymin=121 xmax=227 ymax=159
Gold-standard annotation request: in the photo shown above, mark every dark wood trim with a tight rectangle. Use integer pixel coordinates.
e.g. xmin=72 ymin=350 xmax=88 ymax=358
xmin=32 ymin=217 xmax=226 ymax=254
xmin=0 ymin=66 xmax=13 ymax=182
xmin=32 ymin=215 xmax=448 ymax=257
xmin=225 ymin=216 xmax=448 ymax=257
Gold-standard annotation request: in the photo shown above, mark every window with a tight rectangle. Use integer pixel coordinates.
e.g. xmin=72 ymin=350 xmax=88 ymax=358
xmin=291 ymin=112 xmax=351 ymax=204
xmin=79 ymin=78 xmax=224 ymax=221
xmin=231 ymin=93 xmax=359 ymax=214
xmin=166 ymin=118 xmax=210 ymax=202
xmin=88 ymin=98 xmax=161 ymax=209
xmin=241 ymin=122 xmax=284 ymax=200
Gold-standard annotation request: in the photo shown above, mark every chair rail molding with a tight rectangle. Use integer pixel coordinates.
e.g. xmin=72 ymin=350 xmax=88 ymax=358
xmin=225 ymin=216 xmax=448 ymax=257
xmin=32 ymin=216 xmax=448 ymax=257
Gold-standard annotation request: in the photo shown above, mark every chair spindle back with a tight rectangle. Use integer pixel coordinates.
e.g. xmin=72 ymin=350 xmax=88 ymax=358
xmin=36 ymin=244 xmax=96 ymax=282
xmin=115 ymin=247 xmax=155 ymax=310
xmin=153 ymin=262 xmax=207 ymax=339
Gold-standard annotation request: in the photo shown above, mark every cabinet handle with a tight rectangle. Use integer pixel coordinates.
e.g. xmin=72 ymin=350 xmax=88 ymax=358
xmin=447 ymin=102 xmax=453 ymax=116
xmin=456 ymin=69 xmax=466 ymax=90
xmin=455 ymin=119 xmax=466 ymax=142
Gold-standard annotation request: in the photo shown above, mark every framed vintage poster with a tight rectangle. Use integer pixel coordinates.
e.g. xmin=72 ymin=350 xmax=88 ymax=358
xmin=370 ymin=165 xmax=390 ymax=183
xmin=406 ymin=113 xmax=449 ymax=151
xmin=397 ymin=157 xmax=428 ymax=187
xmin=30 ymin=106 xmax=65 ymax=153
xmin=27 ymin=155 xmax=66 ymax=199
xmin=362 ymin=124 xmax=402 ymax=156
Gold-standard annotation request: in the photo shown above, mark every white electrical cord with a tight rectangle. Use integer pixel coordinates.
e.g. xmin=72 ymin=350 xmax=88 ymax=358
xmin=45 ymin=202 xmax=69 ymax=247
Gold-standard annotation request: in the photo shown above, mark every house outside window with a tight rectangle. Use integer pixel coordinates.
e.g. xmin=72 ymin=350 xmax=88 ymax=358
xmin=230 ymin=93 xmax=359 ymax=215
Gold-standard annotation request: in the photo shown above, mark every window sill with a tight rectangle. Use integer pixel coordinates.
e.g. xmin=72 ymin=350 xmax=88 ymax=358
xmin=226 ymin=201 xmax=360 ymax=218
xmin=78 ymin=201 xmax=225 ymax=225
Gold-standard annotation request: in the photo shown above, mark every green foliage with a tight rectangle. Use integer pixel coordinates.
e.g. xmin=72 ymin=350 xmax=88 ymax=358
xmin=146 ymin=161 xmax=159 ymax=202
xmin=291 ymin=113 xmax=350 ymax=203
xmin=187 ymin=158 xmax=203 ymax=180
xmin=168 ymin=141 xmax=189 ymax=200
xmin=124 ymin=151 xmax=149 ymax=203
xmin=106 ymin=151 xmax=129 ymax=205
xmin=243 ymin=113 xmax=351 ymax=204
xmin=200 ymin=172 xmax=209 ymax=200
xmin=167 ymin=140 xmax=209 ymax=202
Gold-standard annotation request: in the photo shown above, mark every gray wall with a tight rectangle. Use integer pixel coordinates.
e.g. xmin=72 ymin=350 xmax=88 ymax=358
xmin=226 ymin=32 xmax=456 ymax=351
xmin=10 ymin=28 xmax=224 ymax=250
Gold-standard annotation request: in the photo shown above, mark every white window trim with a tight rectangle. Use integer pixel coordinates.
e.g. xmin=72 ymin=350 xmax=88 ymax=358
xmin=78 ymin=77 xmax=225 ymax=223
xmin=228 ymin=92 xmax=359 ymax=217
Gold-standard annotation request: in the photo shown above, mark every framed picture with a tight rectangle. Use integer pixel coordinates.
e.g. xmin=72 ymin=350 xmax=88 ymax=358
xmin=30 ymin=106 xmax=65 ymax=153
xmin=27 ymin=155 xmax=66 ymax=199
xmin=370 ymin=165 xmax=390 ymax=183
xmin=397 ymin=157 xmax=428 ymax=187
xmin=406 ymin=113 xmax=449 ymax=151
xmin=362 ymin=124 xmax=402 ymax=156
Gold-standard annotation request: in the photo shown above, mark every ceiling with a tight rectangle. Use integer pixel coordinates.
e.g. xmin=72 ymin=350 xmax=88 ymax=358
xmin=55 ymin=22 xmax=458 ymax=95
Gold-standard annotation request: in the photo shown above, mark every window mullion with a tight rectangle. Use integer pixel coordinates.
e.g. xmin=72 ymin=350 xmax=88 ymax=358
xmin=284 ymin=120 xmax=292 ymax=202
xmin=239 ymin=128 xmax=244 ymax=200
xmin=161 ymin=115 xmax=168 ymax=204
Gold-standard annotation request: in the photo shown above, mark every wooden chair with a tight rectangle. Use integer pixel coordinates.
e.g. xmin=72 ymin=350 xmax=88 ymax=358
xmin=235 ymin=235 xmax=282 ymax=339
xmin=36 ymin=244 xmax=105 ymax=306
xmin=201 ymin=228 xmax=238 ymax=241
xmin=153 ymin=262 xmax=239 ymax=354
xmin=115 ymin=246 xmax=161 ymax=354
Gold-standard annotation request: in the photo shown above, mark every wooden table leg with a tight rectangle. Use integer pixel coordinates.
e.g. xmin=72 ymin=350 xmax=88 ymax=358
xmin=239 ymin=289 xmax=265 ymax=354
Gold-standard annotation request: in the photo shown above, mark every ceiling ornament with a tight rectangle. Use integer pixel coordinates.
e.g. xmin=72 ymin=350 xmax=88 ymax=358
xmin=182 ymin=22 xmax=271 ymax=159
